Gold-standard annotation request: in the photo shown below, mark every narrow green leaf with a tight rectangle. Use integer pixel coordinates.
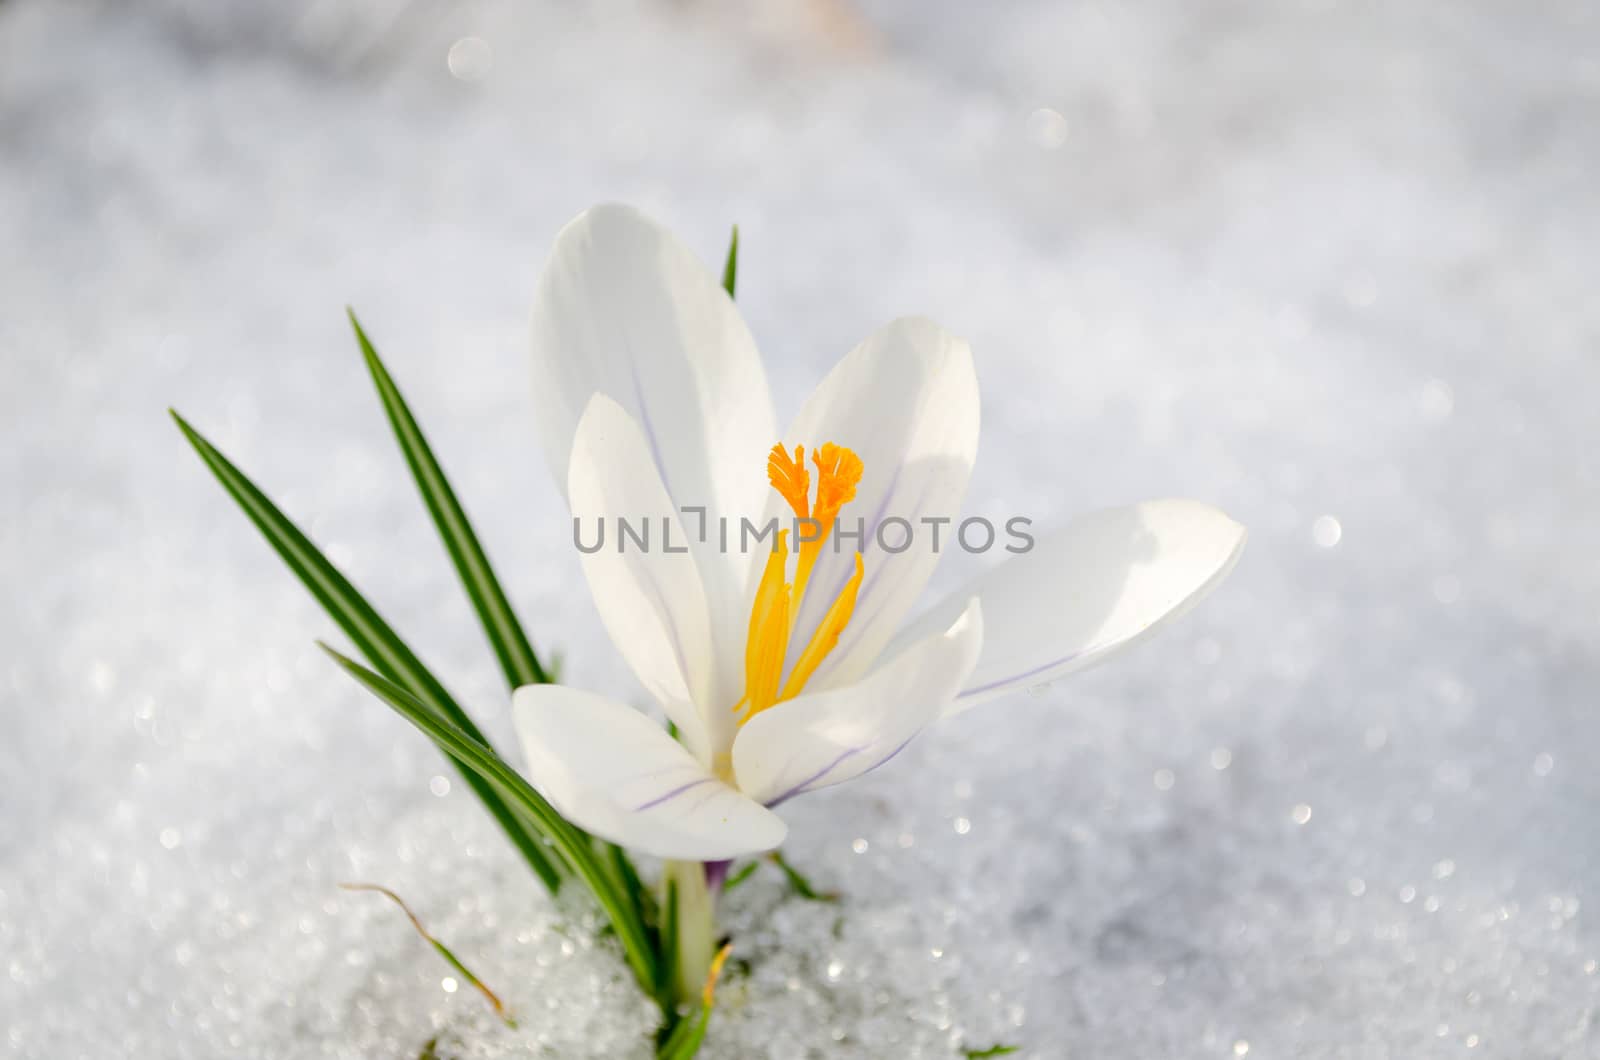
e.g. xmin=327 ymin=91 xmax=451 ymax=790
xmin=317 ymin=642 xmax=660 ymax=993
xmin=658 ymin=876 xmax=680 ymax=1002
xmin=346 ymin=317 xmax=656 ymax=945
xmin=769 ymin=850 xmax=839 ymax=902
xmin=963 ymin=1046 xmax=1022 ymax=1058
xmin=170 ymin=410 xmax=561 ymax=892
xmin=721 ymin=225 xmax=739 ymax=298
xmin=719 ymin=860 xmax=759 ymax=894
xmin=656 ymin=944 xmax=731 ymax=1060
xmin=657 ymin=1005 xmax=705 ymax=1059
xmin=607 ymin=839 xmax=654 ymax=933
xmin=347 ymin=311 xmax=549 ymax=688
xmin=610 ymin=841 xmax=648 ymax=906
xmin=340 ymin=882 xmax=517 ymax=1027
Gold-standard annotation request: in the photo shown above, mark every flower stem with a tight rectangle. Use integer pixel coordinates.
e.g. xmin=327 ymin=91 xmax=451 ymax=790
xmin=662 ymin=860 xmax=717 ymax=1007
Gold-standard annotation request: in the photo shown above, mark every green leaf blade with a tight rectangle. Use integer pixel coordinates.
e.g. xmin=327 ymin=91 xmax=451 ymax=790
xmin=345 ymin=315 xmax=664 ymax=954
xmin=769 ymin=850 xmax=838 ymax=902
xmin=347 ymin=312 xmax=549 ymax=689
xmin=341 ymin=882 xmax=517 ymax=1027
xmin=318 ymin=643 xmax=662 ymax=996
xmin=720 ymin=860 xmax=759 ymax=894
xmin=170 ymin=410 xmax=561 ymax=892
xmin=721 ymin=224 xmax=739 ymax=298
xmin=656 ymin=943 xmax=731 ymax=1060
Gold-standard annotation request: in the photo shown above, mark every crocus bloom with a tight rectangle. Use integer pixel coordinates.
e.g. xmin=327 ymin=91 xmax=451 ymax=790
xmin=514 ymin=204 xmax=1245 ymax=862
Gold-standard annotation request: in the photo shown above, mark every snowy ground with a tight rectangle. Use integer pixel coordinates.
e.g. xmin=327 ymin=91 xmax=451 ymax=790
xmin=4 ymin=0 xmax=1600 ymax=1056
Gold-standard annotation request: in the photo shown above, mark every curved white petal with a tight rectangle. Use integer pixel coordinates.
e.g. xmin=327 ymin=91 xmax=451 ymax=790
xmin=770 ymin=317 xmax=980 ymax=692
xmin=531 ymin=204 xmax=777 ymax=711
xmin=732 ymin=599 xmax=983 ymax=806
xmin=513 ymin=685 xmax=787 ymax=861
xmin=568 ymin=394 xmax=718 ymax=762
xmin=894 ymin=500 xmax=1246 ymax=714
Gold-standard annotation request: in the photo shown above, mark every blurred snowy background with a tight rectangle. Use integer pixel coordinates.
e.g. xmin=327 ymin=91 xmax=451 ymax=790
xmin=4 ymin=0 xmax=1600 ymax=1056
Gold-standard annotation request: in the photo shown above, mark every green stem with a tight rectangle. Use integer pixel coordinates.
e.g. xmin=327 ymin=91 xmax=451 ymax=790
xmin=662 ymin=860 xmax=716 ymax=1008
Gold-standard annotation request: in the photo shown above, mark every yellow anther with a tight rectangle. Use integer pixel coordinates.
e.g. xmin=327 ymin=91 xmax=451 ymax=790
xmin=780 ymin=551 xmax=864 ymax=701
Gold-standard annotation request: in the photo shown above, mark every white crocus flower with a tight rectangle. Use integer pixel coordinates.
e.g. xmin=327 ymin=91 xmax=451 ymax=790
xmin=513 ymin=204 xmax=1246 ymax=866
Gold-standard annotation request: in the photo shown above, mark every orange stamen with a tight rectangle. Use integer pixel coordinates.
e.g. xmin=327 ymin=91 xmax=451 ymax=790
xmin=788 ymin=442 xmax=864 ymax=631
xmin=737 ymin=530 xmax=792 ymax=720
xmin=736 ymin=442 xmax=867 ymax=725
xmin=780 ymin=551 xmax=864 ymax=701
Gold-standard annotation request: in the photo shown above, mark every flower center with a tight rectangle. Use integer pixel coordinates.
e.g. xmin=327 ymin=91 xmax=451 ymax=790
xmin=733 ymin=443 xmax=866 ymax=725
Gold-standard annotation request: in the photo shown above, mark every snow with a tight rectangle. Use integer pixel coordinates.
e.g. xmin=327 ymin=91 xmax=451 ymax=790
xmin=4 ymin=0 xmax=1600 ymax=1056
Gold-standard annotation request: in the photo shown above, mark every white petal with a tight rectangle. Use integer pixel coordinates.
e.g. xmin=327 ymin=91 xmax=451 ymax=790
xmin=531 ymin=205 xmax=777 ymax=709
xmin=513 ymin=685 xmax=787 ymax=861
xmin=895 ymin=500 xmax=1246 ymax=713
xmin=772 ymin=317 xmax=980 ymax=691
xmin=732 ymin=599 xmax=983 ymax=806
xmin=568 ymin=394 xmax=720 ymax=762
